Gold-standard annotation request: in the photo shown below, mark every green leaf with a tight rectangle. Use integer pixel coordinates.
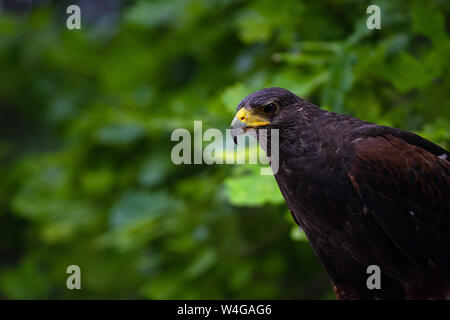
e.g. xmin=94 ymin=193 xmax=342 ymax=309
xmin=412 ymin=1 xmax=446 ymax=44
xmin=236 ymin=10 xmax=273 ymax=44
xmin=321 ymin=52 xmax=356 ymax=112
xmin=0 ymin=261 xmax=50 ymax=299
xmin=382 ymin=52 xmax=432 ymax=93
xmin=290 ymin=226 xmax=309 ymax=242
xmin=221 ymin=83 xmax=251 ymax=114
xmin=94 ymin=124 xmax=145 ymax=146
xmin=125 ymin=0 xmax=185 ymax=27
xmin=139 ymin=155 xmax=170 ymax=188
xmin=224 ymin=171 xmax=284 ymax=207
xmin=185 ymin=250 xmax=217 ymax=278
xmin=109 ymin=190 xmax=176 ymax=229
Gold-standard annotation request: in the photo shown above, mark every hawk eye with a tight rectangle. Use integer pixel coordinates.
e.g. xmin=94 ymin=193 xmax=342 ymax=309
xmin=263 ymin=103 xmax=278 ymax=115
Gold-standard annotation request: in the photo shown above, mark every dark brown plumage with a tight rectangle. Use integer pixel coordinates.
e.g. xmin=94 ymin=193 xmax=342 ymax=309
xmin=230 ymin=87 xmax=450 ymax=299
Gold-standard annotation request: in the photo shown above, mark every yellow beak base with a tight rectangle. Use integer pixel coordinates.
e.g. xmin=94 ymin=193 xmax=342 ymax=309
xmin=234 ymin=108 xmax=270 ymax=127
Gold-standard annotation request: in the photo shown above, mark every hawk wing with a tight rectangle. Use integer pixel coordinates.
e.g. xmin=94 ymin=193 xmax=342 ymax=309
xmin=348 ymin=134 xmax=450 ymax=273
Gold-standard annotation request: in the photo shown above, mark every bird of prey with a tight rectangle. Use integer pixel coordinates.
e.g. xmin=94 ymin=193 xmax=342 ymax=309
xmin=230 ymin=87 xmax=450 ymax=300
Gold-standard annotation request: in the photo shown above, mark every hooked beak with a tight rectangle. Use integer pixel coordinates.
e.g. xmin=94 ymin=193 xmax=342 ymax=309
xmin=231 ymin=107 xmax=270 ymax=144
xmin=230 ymin=116 xmax=248 ymax=144
xmin=230 ymin=108 xmax=269 ymax=144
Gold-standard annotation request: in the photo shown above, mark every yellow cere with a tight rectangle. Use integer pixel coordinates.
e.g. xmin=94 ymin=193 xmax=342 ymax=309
xmin=235 ymin=108 xmax=270 ymax=127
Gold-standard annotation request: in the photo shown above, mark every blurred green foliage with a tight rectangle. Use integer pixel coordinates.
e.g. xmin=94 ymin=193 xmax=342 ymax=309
xmin=0 ymin=0 xmax=448 ymax=299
